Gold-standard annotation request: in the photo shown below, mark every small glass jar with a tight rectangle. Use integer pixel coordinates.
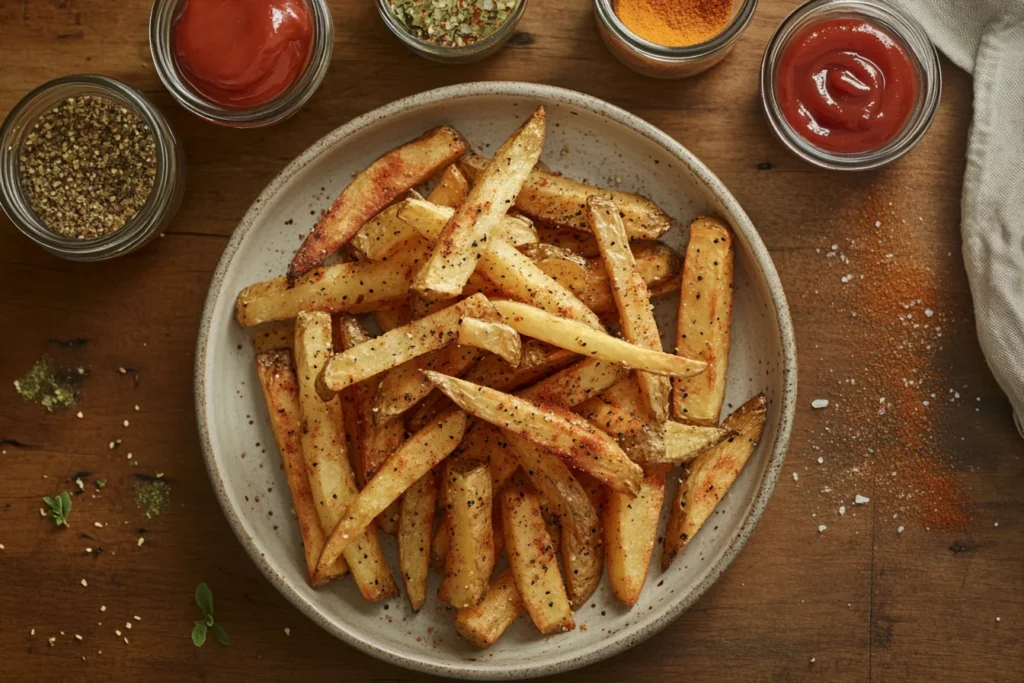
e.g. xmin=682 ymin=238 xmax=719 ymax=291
xmin=0 ymin=75 xmax=185 ymax=261
xmin=376 ymin=0 xmax=529 ymax=64
xmin=149 ymin=0 xmax=334 ymax=128
xmin=760 ymin=0 xmax=941 ymax=171
xmin=594 ymin=0 xmax=758 ymax=79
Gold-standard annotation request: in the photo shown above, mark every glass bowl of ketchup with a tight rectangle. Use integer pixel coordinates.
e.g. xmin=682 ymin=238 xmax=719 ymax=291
xmin=149 ymin=0 xmax=334 ymax=127
xmin=760 ymin=0 xmax=941 ymax=171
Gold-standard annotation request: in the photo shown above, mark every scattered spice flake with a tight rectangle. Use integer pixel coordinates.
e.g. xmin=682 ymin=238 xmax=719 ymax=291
xmin=13 ymin=357 xmax=81 ymax=412
xmin=132 ymin=475 xmax=171 ymax=518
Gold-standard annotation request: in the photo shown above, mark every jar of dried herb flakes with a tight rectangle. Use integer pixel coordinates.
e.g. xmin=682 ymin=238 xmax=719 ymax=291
xmin=0 ymin=75 xmax=185 ymax=260
xmin=377 ymin=0 xmax=528 ymax=63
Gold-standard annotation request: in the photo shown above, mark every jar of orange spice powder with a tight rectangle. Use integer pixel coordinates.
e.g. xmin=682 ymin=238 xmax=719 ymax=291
xmin=594 ymin=0 xmax=759 ymax=78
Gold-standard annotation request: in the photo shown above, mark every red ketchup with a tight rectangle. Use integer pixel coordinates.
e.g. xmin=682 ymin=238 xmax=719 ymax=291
xmin=775 ymin=19 xmax=918 ymax=154
xmin=172 ymin=0 xmax=313 ymax=108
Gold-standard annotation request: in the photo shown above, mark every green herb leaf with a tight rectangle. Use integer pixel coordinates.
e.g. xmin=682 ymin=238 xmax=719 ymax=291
xmin=42 ymin=496 xmax=55 ymax=508
xmin=43 ymin=491 xmax=72 ymax=527
xmin=59 ymin=491 xmax=72 ymax=515
xmin=191 ymin=622 xmax=207 ymax=647
xmin=195 ymin=582 xmax=214 ymax=617
xmin=205 ymin=614 xmax=215 ymax=627
xmin=210 ymin=623 xmax=229 ymax=646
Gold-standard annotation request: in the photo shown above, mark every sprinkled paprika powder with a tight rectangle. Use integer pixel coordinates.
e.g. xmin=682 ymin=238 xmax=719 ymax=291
xmin=614 ymin=0 xmax=734 ymax=47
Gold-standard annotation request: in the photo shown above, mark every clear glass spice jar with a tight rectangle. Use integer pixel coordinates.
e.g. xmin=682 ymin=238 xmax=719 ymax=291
xmin=594 ymin=0 xmax=759 ymax=78
xmin=376 ymin=0 xmax=529 ymax=64
xmin=0 ymin=74 xmax=186 ymax=261
xmin=149 ymin=0 xmax=334 ymax=127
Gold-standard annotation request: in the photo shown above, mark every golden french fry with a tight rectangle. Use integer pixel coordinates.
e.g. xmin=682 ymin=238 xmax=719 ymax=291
xmin=314 ymin=410 xmax=469 ymax=581
xmin=587 ymin=196 xmax=671 ymax=424
xmin=453 ymin=568 xmax=524 ymax=648
xmin=674 ymin=216 xmax=734 ymax=425
xmin=651 ymin=422 xmax=734 ymax=466
xmin=501 ymin=482 xmax=575 ymax=635
xmin=398 ymin=469 xmax=439 ymax=611
xmin=493 ymin=300 xmax=706 ymax=379
xmin=374 ymin=344 xmax=486 ymax=422
xmin=318 ymin=293 xmax=498 ymax=394
xmin=399 ymin=198 xmax=538 ymax=248
xmin=255 ymin=350 xmax=346 ymax=585
xmin=236 ymin=248 xmax=423 ymax=327
xmin=575 ymin=375 xmax=664 ymax=461
xmin=663 ymin=394 xmax=767 ymax=570
xmin=428 ymin=163 xmax=470 ymax=208
xmin=294 ymin=313 xmax=397 ymax=600
xmin=427 ymin=371 xmax=642 ymax=496
xmin=458 ymin=317 xmax=522 ymax=366
xmin=441 ymin=459 xmax=495 ymax=608
xmin=605 ymin=470 xmax=665 ymax=606
xmin=250 ymin=321 xmax=295 ymax=353
xmin=289 ymin=126 xmax=467 ymax=281
xmin=466 ymin=237 xmax=604 ymax=329
xmin=413 ymin=108 xmax=546 ymax=300
xmin=535 ymin=227 xmax=602 ymax=257
xmin=349 ymin=199 xmax=427 ymax=262
xmin=459 ymin=153 xmax=671 ymax=240
xmin=374 ymin=307 xmax=412 ymax=332
xmin=522 ymin=241 xmax=682 ymax=316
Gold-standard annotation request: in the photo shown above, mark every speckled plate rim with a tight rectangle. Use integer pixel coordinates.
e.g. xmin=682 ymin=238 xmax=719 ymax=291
xmin=194 ymin=82 xmax=797 ymax=680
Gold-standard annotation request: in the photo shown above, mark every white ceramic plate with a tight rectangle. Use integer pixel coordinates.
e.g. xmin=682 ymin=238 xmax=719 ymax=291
xmin=195 ymin=83 xmax=797 ymax=679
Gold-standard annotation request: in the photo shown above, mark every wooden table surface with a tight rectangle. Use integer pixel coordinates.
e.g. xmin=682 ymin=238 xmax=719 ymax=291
xmin=2 ymin=1 xmax=1021 ymax=681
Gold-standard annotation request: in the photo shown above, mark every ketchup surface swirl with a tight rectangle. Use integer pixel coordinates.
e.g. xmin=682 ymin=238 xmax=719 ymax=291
xmin=775 ymin=19 xmax=918 ymax=154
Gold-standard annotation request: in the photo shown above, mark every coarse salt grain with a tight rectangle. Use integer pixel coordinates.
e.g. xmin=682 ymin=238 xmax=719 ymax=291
xmin=81 ymin=578 xmax=88 ymax=587
xmin=854 ymin=494 xmax=870 ymax=505
xmin=123 ymin=420 xmax=130 ymax=427
xmin=77 ymin=411 xmax=84 ymax=418
xmin=817 ymin=457 xmax=824 ymax=464
xmin=811 ymin=399 xmax=829 ymax=409
xmin=839 ymin=506 xmax=846 ymax=516
xmin=792 ymin=472 xmax=799 ymax=482
xmin=898 ymin=526 xmax=905 ymax=533
xmin=100 ymin=606 xmax=106 ymax=612
xmin=284 ymin=627 xmax=291 ymax=636
xmin=137 ymin=537 xmax=145 ymax=547
xmin=818 ymin=525 xmax=827 ymax=533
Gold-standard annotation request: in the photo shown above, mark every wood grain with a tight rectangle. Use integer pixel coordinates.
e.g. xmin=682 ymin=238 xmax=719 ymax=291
xmin=1 ymin=1 xmax=1021 ymax=681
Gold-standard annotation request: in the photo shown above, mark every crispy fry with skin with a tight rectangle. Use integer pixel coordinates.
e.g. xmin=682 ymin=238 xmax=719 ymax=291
xmin=520 ymin=242 xmax=682 ymax=316
xmin=255 ymin=350 xmax=346 ymax=585
xmin=236 ymin=248 xmax=424 ymax=327
xmin=458 ymin=317 xmax=522 ymax=366
xmin=427 ymin=371 xmax=643 ymax=496
xmin=662 ymin=394 xmax=767 ymax=570
xmin=459 ymin=153 xmax=671 ymax=240
xmin=317 ymin=293 xmax=499 ymax=394
xmin=605 ymin=470 xmax=666 ymax=606
xmin=398 ymin=469 xmax=438 ymax=611
xmin=288 ymin=126 xmax=467 ymax=281
xmin=501 ymin=482 xmax=575 ymax=635
xmin=398 ymin=198 xmax=538 ymax=248
xmin=428 ymin=163 xmax=470 ymax=208
xmin=375 ymin=307 xmax=412 ymax=332
xmin=674 ymin=216 xmax=734 ymax=425
xmin=413 ymin=108 xmax=546 ymax=300
xmin=576 ymin=375 xmax=664 ymax=461
xmin=375 ymin=343 xmax=486 ymax=422
xmin=314 ymin=410 xmax=469 ymax=581
xmin=441 ymin=459 xmax=495 ymax=608
xmin=652 ymin=422 xmax=734 ymax=466
xmin=294 ymin=313 xmax=397 ymax=600
xmin=453 ymin=567 xmax=525 ymax=648
xmin=588 ymin=196 xmax=671 ymax=424
xmin=535 ymin=226 xmax=602 ymax=257
xmin=493 ymin=300 xmax=706 ymax=379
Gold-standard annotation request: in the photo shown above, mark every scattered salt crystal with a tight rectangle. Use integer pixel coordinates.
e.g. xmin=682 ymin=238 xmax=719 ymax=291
xmin=817 ymin=457 xmax=824 ymax=464
xmin=994 ymin=522 xmax=999 ymax=527
xmin=77 ymin=411 xmax=83 ymax=419
xmin=81 ymin=578 xmax=88 ymax=587
xmin=123 ymin=420 xmax=130 ymax=427
xmin=792 ymin=472 xmax=799 ymax=482
xmin=874 ymin=221 xmax=881 ymax=228
xmin=854 ymin=494 xmax=870 ymax=505
xmin=284 ymin=627 xmax=291 ymax=636
xmin=897 ymin=526 xmax=905 ymax=534
xmin=818 ymin=525 xmax=827 ymax=534
xmin=839 ymin=506 xmax=846 ymax=516
xmin=811 ymin=399 xmax=829 ymax=409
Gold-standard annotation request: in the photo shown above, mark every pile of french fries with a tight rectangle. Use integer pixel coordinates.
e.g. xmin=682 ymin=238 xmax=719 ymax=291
xmin=239 ymin=107 xmax=768 ymax=648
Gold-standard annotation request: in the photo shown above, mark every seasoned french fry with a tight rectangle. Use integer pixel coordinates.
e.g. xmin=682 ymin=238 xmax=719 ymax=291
xmin=652 ymin=422 xmax=734 ymax=466
xmin=236 ymin=248 xmax=423 ymax=327
xmin=294 ymin=313 xmax=397 ymax=600
xmin=288 ymin=126 xmax=467 ymax=281
xmin=674 ymin=216 xmax=734 ymax=425
xmin=459 ymin=153 xmax=671 ymax=240
xmin=535 ymin=226 xmax=602 ymax=257
xmin=428 ymin=163 xmax=470 ymax=208
xmin=458 ymin=317 xmax=522 ymax=366
xmin=374 ymin=306 xmax=412 ymax=332
xmin=336 ymin=316 xmax=404 ymax=534
xmin=255 ymin=350 xmax=346 ymax=585
xmin=662 ymin=394 xmax=767 ymax=570
xmin=576 ymin=376 xmax=664 ymax=461
xmin=427 ymin=371 xmax=643 ymax=496
xmin=441 ymin=459 xmax=495 ymax=608
xmin=318 ymin=293 xmax=499 ymax=394
xmin=501 ymin=482 xmax=575 ymax=635
xmin=466 ymin=237 xmax=604 ymax=329
xmin=349 ymin=198 xmax=426 ymax=262
xmin=314 ymin=410 xmax=469 ymax=581
xmin=508 ymin=437 xmax=604 ymax=609
xmin=250 ymin=321 xmax=295 ymax=353
xmin=453 ymin=568 xmax=524 ymax=649
xmin=605 ymin=470 xmax=666 ymax=606
xmin=399 ymin=198 xmax=538 ymax=248
xmin=522 ymin=242 xmax=682 ymax=315
xmin=588 ymin=196 xmax=671 ymax=424
xmin=413 ymin=108 xmax=546 ymax=300
xmin=398 ymin=469 xmax=438 ymax=611
xmin=493 ymin=300 xmax=707 ymax=379
xmin=375 ymin=343 xmax=486 ymax=422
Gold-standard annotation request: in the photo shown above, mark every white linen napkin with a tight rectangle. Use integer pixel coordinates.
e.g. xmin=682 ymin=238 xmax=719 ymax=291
xmin=894 ymin=0 xmax=1024 ymax=436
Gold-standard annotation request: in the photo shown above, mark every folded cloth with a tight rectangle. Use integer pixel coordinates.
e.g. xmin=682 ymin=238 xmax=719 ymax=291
xmin=894 ymin=0 xmax=1024 ymax=436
